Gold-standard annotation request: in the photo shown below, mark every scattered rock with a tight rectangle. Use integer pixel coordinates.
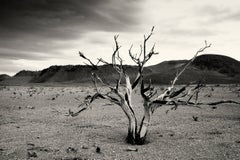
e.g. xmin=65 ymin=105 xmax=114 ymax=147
xmin=207 ymin=130 xmax=222 ymax=135
xmin=27 ymin=143 xmax=35 ymax=146
xmin=27 ymin=151 xmax=37 ymax=158
xmin=62 ymin=157 xmax=83 ymax=160
xmin=81 ymin=145 xmax=88 ymax=149
xmin=192 ymin=116 xmax=198 ymax=121
xmin=40 ymin=148 xmax=50 ymax=152
xmin=169 ymin=133 xmax=174 ymax=137
xmin=235 ymin=140 xmax=240 ymax=143
xmin=66 ymin=147 xmax=77 ymax=153
xmin=26 ymin=105 xmax=35 ymax=109
xmin=96 ymin=146 xmax=101 ymax=153
xmin=126 ymin=147 xmax=138 ymax=152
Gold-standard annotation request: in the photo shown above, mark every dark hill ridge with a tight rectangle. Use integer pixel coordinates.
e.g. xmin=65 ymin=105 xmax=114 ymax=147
xmin=146 ymin=54 xmax=240 ymax=84
xmin=148 ymin=60 xmax=188 ymax=74
xmin=0 ymin=74 xmax=11 ymax=81
xmin=30 ymin=64 xmax=152 ymax=83
xmin=192 ymin=54 xmax=240 ymax=77
xmin=0 ymin=54 xmax=240 ymax=85
xmin=14 ymin=70 xmax=40 ymax=77
xmin=0 ymin=71 xmax=40 ymax=85
xmin=145 ymin=67 xmax=239 ymax=84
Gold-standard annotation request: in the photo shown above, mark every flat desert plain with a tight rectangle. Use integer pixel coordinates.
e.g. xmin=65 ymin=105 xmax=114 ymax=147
xmin=0 ymin=85 xmax=240 ymax=160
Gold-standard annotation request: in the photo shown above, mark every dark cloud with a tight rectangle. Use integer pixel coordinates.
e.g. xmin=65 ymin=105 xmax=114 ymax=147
xmin=0 ymin=0 xmax=141 ymax=40
xmin=0 ymin=0 xmax=142 ymax=68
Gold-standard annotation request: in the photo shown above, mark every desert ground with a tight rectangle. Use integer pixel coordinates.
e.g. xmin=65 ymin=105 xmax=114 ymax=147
xmin=0 ymin=84 xmax=240 ymax=160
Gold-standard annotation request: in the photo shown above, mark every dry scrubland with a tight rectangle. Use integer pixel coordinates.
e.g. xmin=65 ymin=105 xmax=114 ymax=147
xmin=0 ymin=84 xmax=240 ymax=160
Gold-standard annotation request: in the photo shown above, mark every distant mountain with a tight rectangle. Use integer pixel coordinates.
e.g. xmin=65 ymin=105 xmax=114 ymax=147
xmin=30 ymin=65 xmax=152 ymax=83
xmin=192 ymin=54 xmax=240 ymax=77
xmin=146 ymin=54 xmax=240 ymax=84
xmin=0 ymin=54 xmax=239 ymax=85
xmin=14 ymin=70 xmax=40 ymax=77
xmin=0 ymin=70 xmax=40 ymax=85
xmin=148 ymin=60 xmax=188 ymax=73
xmin=0 ymin=74 xmax=11 ymax=81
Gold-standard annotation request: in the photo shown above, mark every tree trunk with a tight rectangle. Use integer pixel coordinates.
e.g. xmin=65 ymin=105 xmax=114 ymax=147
xmin=126 ymin=116 xmax=137 ymax=144
xmin=136 ymin=102 xmax=151 ymax=144
xmin=119 ymin=103 xmax=138 ymax=144
xmin=120 ymin=102 xmax=152 ymax=145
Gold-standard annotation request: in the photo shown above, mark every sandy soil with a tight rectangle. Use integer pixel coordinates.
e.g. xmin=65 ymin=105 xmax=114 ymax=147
xmin=0 ymin=85 xmax=240 ymax=160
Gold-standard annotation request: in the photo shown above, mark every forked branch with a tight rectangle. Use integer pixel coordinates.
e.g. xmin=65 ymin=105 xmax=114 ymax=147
xmin=139 ymin=41 xmax=211 ymax=114
xmin=129 ymin=26 xmax=158 ymax=90
xmin=79 ymin=52 xmax=98 ymax=70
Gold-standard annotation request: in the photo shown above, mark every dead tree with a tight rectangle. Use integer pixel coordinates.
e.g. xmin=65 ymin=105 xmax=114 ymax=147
xmin=68 ymin=27 xmax=240 ymax=145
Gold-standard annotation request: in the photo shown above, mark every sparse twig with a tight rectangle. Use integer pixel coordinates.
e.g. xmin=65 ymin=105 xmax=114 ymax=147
xmin=171 ymin=41 xmax=211 ymax=88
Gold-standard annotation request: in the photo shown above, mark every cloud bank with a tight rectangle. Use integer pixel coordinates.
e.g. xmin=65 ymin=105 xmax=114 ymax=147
xmin=0 ymin=0 xmax=239 ymax=75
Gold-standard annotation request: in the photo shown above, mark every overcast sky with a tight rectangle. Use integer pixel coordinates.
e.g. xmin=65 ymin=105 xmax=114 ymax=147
xmin=0 ymin=0 xmax=240 ymax=76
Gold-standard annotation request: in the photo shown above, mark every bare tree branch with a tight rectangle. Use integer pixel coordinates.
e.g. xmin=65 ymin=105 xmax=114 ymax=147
xmin=199 ymin=100 xmax=240 ymax=105
xmin=171 ymin=41 xmax=211 ymax=88
xmin=129 ymin=26 xmax=158 ymax=90
xmin=143 ymin=26 xmax=155 ymax=58
xmin=96 ymin=58 xmax=110 ymax=65
xmin=79 ymin=51 xmax=98 ymax=70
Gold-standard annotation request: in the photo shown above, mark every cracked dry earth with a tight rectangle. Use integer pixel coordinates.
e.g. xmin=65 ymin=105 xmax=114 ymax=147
xmin=0 ymin=85 xmax=240 ymax=160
